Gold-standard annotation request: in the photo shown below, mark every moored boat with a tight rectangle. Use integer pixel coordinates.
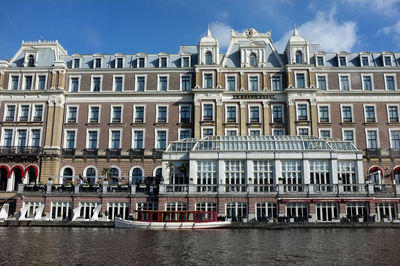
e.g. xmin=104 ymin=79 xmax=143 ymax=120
xmin=115 ymin=210 xmax=231 ymax=229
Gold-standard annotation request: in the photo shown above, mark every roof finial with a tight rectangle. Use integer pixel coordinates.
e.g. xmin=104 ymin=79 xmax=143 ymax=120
xmin=293 ymin=24 xmax=299 ymax=36
xmin=207 ymin=24 xmax=212 ymax=37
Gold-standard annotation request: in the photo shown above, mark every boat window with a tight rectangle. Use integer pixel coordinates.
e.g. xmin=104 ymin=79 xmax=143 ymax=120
xmin=152 ymin=213 xmax=158 ymax=221
xmin=188 ymin=213 xmax=194 ymax=221
xmin=172 ymin=213 xmax=179 ymax=221
xmin=179 ymin=213 xmax=186 ymax=221
xmin=208 ymin=212 xmax=214 ymax=221
xmin=163 ymin=213 xmax=170 ymax=221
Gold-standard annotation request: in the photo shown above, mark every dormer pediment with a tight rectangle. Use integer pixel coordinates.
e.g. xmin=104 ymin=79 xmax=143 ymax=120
xmin=239 ymin=41 xmax=266 ymax=49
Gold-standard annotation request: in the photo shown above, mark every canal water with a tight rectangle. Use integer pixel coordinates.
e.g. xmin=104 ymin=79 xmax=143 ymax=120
xmin=0 ymin=227 xmax=399 ymax=265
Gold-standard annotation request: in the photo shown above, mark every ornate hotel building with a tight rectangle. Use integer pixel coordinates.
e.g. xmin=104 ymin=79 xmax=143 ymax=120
xmin=1 ymin=28 xmax=400 ymax=222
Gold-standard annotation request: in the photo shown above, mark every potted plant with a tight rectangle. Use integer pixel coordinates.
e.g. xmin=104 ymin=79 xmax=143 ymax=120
xmin=278 ymin=177 xmax=284 ymax=184
xmin=248 ymin=177 xmax=253 ymax=184
xmin=47 ymin=177 xmax=53 ymax=185
xmin=357 ymin=214 xmax=364 ymax=223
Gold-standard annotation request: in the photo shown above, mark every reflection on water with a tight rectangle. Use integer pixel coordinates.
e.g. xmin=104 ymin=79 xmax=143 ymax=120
xmin=0 ymin=227 xmax=399 ymax=265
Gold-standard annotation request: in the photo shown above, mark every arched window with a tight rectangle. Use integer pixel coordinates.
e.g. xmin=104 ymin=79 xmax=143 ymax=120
xmin=394 ymin=166 xmax=400 ymax=184
xmin=155 ymin=167 xmax=163 ymax=183
xmin=27 ymin=55 xmax=35 ymax=67
xmin=132 ymin=168 xmax=143 ymax=184
xmin=63 ymin=167 xmax=73 ymax=183
xmin=110 ymin=167 xmax=119 ymax=185
xmin=295 ymin=51 xmax=303 ymax=64
xmin=249 ymin=53 xmax=257 ymax=67
xmin=86 ymin=167 xmax=96 ymax=185
xmin=368 ymin=166 xmax=382 ymax=184
xmin=205 ymin=51 xmax=212 ymax=64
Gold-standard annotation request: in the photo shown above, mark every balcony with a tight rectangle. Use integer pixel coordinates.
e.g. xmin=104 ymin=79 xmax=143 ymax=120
xmin=390 ymin=148 xmax=400 ymax=159
xmin=33 ymin=116 xmax=42 ymax=122
xmin=128 ymin=149 xmax=144 ymax=161
xmin=365 ymin=148 xmax=381 ymax=160
xmin=62 ymin=148 xmax=76 ymax=157
xmin=106 ymin=148 xmax=121 ymax=157
xmin=19 ymin=116 xmax=28 ymax=122
xmin=83 ymin=148 xmax=98 ymax=157
xmin=152 ymin=149 xmax=163 ymax=159
xmin=0 ymin=146 xmax=41 ymax=156
xmin=5 ymin=116 xmax=14 ymax=122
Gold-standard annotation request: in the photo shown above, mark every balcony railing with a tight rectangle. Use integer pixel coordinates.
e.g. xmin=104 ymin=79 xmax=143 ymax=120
xmin=0 ymin=146 xmax=41 ymax=156
xmin=89 ymin=118 xmax=99 ymax=123
xmin=366 ymin=118 xmax=376 ymax=123
xmin=252 ymin=184 xmax=277 ymax=193
xmin=180 ymin=118 xmax=190 ymax=123
xmin=19 ymin=116 xmax=28 ymax=122
xmin=134 ymin=117 xmax=144 ymax=123
xmin=152 ymin=149 xmax=163 ymax=159
xmin=128 ymin=149 xmax=144 ymax=157
xmin=67 ymin=118 xmax=76 ymax=123
xmin=83 ymin=148 xmax=98 ymax=157
xmin=273 ymin=118 xmax=283 ymax=123
xmin=390 ymin=148 xmax=400 ymax=159
xmin=319 ymin=118 xmax=329 ymax=123
xmin=62 ymin=148 xmax=76 ymax=157
xmin=250 ymin=118 xmax=260 ymax=123
xmin=33 ymin=116 xmax=42 ymax=122
xmin=309 ymin=184 xmax=337 ymax=193
xmin=365 ymin=148 xmax=381 ymax=159
xmin=203 ymin=116 xmax=213 ymax=121
xmin=157 ymin=117 xmax=167 ymax=123
xmin=342 ymin=118 xmax=353 ymax=123
xmin=112 ymin=118 xmax=121 ymax=123
xmin=390 ymin=117 xmax=399 ymax=123
xmin=297 ymin=116 xmax=308 ymax=121
xmin=5 ymin=116 xmax=14 ymax=121
xmin=106 ymin=148 xmax=121 ymax=156
xmin=196 ymin=184 xmax=218 ymax=193
xmin=166 ymin=184 xmax=188 ymax=193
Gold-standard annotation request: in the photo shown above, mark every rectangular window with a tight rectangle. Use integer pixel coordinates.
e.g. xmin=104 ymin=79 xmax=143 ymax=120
xmin=70 ymin=77 xmax=79 ymax=92
xmin=3 ymin=129 xmax=13 ymax=146
xmin=361 ymin=56 xmax=369 ymax=66
xmin=19 ymin=105 xmax=29 ymax=121
xmin=318 ymin=106 xmax=329 ymax=123
xmin=364 ymin=106 xmax=376 ymax=123
xmin=385 ymin=75 xmax=395 ymax=91
xmin=67 ymin=107 xmax=77 ymax=123
xmin=253 ymin=161 xmax=274 ymax=193
xmin=160 ymin=58 xmax=167 ymax=68
xmin=65 ymin=131 xmax=76 ymax=149
xmin=180 ymin=106 xmax=190 ymax=123
xmin=17 ymin=130 xmax=27 ymax=147
xmin=271 ymin=75 xmax=281 ymax=91
xmin=112 ymin=106 xmax=122 ymax=123
xmin=249 ymin=76 xmax=259 ymax=91
xmin=110 ymin=130 xmax=121 ymax=149
xmin=297 ymin=104 xmax=308 ymax=121
xmin=88 ymin=131 xmax=98 ymax=149
xmin=138 ymin=58 xmax=145 ymax=68
xmin=227 ymin=76 xmax=236 ymax=91
xmin=159 ymin=76 xmax=168 ymax=91
xmin=272 ymin=129 xmax=285 ymax=136
xmin=203 ymin=104 xmax=213 ymax=120
xmin=179 ymin=130 xmax=191 ymax=140
xmin=362 ymin=75 xmax=373 ymax=91
xmin=317 ymin=75 xmax=327 ymax=90
xmin=317 ymin=56 xmax=324 ymax=66
xmin=181 ymin=75 xmax=191 ymax=91
xmin=202 ymin=128 xmax=214 ymax=137
xmin=196 ymin=161 xmax=217 ymax=192
xmin=339 ymin=56 xmax=346 ymax=66
xmin=390 ymin=130 xmax=400 ymax=149
xmin=182 ymin=57 xmax=190 ymax=67
xmin=95 ymin=58 xmax=101 ymax=68
xmin=156 ymin=130 xmax=167 ymax=149
xmin=37 ymin=75 xmax=46 ymax=90
xmin=366 ymin=130 xmax=378 ymax=148
xmin=343 ymin=130 xmax=354 ymax=143
xmin=226 ymin=106 xmax=237 ymax=123
xmin=73 ymin=58 xmax=80 ymax=68
xmin=296 ymin=73 xmax=305 ymax=88
xmin=24 ymin=76 xmax=33 ymax=90
xmin=249 ymin=129 xmax=261 ymax=136
xmin=272 ymin=106 xmax=283 ymax=123
xmin=310 ymin=160 xmax=331 ymax=186
xmin=6 ymin=105 xmax=15 ymax=121
xmin=136 ymin=76 xmax=145 ymax=91
xmin=116 ymin=58 xmax=123 ymax=68
xmin=11 ymin=76 xmax=19 ymax=90
xmin=384 ymin=56 xmax=392 ymax=66
xmin=134 ymin=106 xmax=144 ymax=123
xmin=341 ymin=106 xmax=353 ymax=123
xmin=281 ymin=160 xmax=303 ymax=191
xmin=157 ymin=106 xmax=167 ymax=123
xmin=298 ymin=128 xmax=309 ymax=136
xmin=92 ymin=77 xmax=101 ymax=92
xmin=204 ymin=74 xmax=213 ymax=88
xmin=34 ymin=105 xmax=43 ymax=121
xmin=226 ymin=130 xmax=237 ymax=136
xmin=388 ymin=106 xmax=399 ymax=122
xmin=250 ymin=106 xmax=260 ymax=122
xmin=340 ymin=75 xmax=350 ymax=91
xmin=89 ymin=106 xmax=99 ymax=123
xmin=31 ymin=129 xmax=40 ymax=147
xmin=133 ymin=130 xmax=144 ymax=149
xmin=225 ymin=160 xmax=246 ymax=192
xmin=114 ymin=77 xmax=123 ymax=92
xmin=319 ymin=130 xmax=331 ymax=139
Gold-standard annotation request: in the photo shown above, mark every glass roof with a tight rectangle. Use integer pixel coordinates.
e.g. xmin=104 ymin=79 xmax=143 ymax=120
xmin=165 ymin=136 xmax=358 ymax=152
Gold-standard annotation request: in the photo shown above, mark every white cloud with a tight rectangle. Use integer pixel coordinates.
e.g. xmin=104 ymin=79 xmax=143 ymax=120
xmin=274 ymin=8 xmax=357 ymax=52
xmin=209 ymin=21 xmax=233 ymax=49
xmin=341 ymin=0 xmax=400 ymax=16
xmin=380 ymin=20 xmax=400 ymax=44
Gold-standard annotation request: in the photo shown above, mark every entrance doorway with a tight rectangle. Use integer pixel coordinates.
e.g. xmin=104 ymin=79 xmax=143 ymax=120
xmin=13 ymin=167 xmax=23 ymax=191
xmin=28 ymin=167 xmax=37 ymax=184
xmin=0 ymin=168 xmax=7 ymax=191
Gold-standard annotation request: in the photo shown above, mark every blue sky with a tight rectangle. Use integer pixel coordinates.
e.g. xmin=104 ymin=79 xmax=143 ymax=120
xmin=1 ymin=0 xmax=400 ymax=59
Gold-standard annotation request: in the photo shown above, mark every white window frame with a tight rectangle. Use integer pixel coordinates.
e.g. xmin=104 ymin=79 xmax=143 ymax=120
xmin=18 ymin=104 xmax=31 ymax=121
xmin=32 ymin=104 xmax=44 ymax=121
xmin=225 ymin=74 xmax=237 ymax=91
xmin=201 ymin=102 xmax=215 ymax=121
xmin=317 ymin=104 xmax=330 ymax=123
xmin=4 ymin=104 xmax=17 ymax=121
xmin=178 ymin=128 xmax=192 ymax=140
xmin=384 ymin=74 xmax=397 ymax=91
xmin=294 ymin=71 xmax=307 ymax=88
xmin=248 ymin=104 xmax=262 ymax=123
xmin=203 ymin=72 xmax=214 ymax=89
xmin=180 ymin=74 xmax=192 ymax=91
xmin=387 ymin=104 xmax=399 ymax=123
xmin=338 ymin=74 xmax=351 ymax=91
xmin=338 ymin=55 xmax=347 ymax=67
xmin=270 ymin=74 xmax=282 ymax=91
xmin=1 ymin=128 xmax=14 ymax=146
xmin=115 ymin=57 xmax=124 ymax=68
xmin=133 ymin=105 xmax=146 ymax=123
xmin=72 ymin=57 xmax=81 ymax=69
xmin=225 ymin=128 xmax=239 ymax=136
xmin=8 ymin=74 xmax=20 ymax=90
xmin=64 ymin=129 xmax=77 ymax=149
xmin=93 ymin=57 xmax=102 ymax=68
xmin=201 ymin=127 xmax=215 ymax=138
xmin=22 ymin=74 xmax=34 ymax=91
xmin=88 ymin=105 xmax=101 ymax=123
xmin=110 ymin=105 xmax=123 ymax=123
xmin=248 ymin=74 xmax=260 ymax=91
xmin=179 ymin=104 xmax=191 ymax=123
xmin=137 ymin=57 xmax=146 ymax=68
xmin=360 ymin=55 xmax=369 ymax=67
xmin=389 ymin=128 xmax=400 ymax=149
xmin=363 ymin=104 xmax=377 ymax=123
xmin=272 ymin=128 xmax=285 ymax=136
xmin=342 ymin=128 xmax=356 ymax=144
xmin=383 ymin=54 xmax=393 ymax=67
xmin=113 ymin=75 xmax=125 ymax=92
xmin=135 ymin=75 xmax=147 ymax=92
xmin=316 ymin=55 xmax=325 ymax=66
xmin=295 ymin=102 xmax=309 ymax=121
xmin=86 ymin=128 xmax=100 ymax=149
xmin=91 ymin=75 xmax=102 ymax=92
xmin=181 ymin=56 xmax=191 ymax=68
xmin=271 ymin=104 xmax=285 ymax=123
xmin=35 ymin=73 xmax=48 ymax=90
xmin=109 ymin=128 xmax=123 ymax=149
xmin=318 ymin=128 xmax=332 ymax=139
xmin=361 ymin=73 xmax=374 ymax=91
xmin=24 ymin=53 xmax=37 ymax=67
xmin=155 ymin=128 xmax=169 ymax=150
xmin=315 ymin=74 xmax=328 ymax=90
xmin=296 ymin=126 xmax=311 ymax=136
xmin=365 ymin=128 xmax=380 ymax=149
xmin=16 ymin=128 xmax=29 ymax=147
xmin=225 ymin=104 xmax=238 ymax=123
xmin=66 ymin=105 xmax=79 ymax=123
xmin=340 ymin=104 xmax=354 ymax=123
xmin=69 ymin=75 xmax=81 ymax=92
xmin=159 ymin=56 xmax=168 ymax=68
xmin=156 ymin=104 xmax=169 ymax=123
xmin=157 ymin=74 xmax=169 ymax=91
xmin=132 ymin=128 xmax=146 ymax=149
xmin=248 ymin=128 xmax=262 ymax=136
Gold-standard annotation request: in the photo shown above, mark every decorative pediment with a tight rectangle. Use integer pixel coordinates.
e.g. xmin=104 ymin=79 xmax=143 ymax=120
xmin=239 ymin=41 xmax=266 ymax=49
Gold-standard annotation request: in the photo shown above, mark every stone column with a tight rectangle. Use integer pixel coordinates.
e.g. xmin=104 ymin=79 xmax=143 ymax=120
xmin=240 ymin=72 xmax=245 ymax=90
xmin=240 ymin=102 xmax=247 ymax=136
xmin=194 ymin=100 xmax=201 ymax=138
xmin=0 ymin=71 xmax=4 ymax=89
xmin=287 ymin=71 xmax=293 ymax=88
xmin=263 ymin=102 xmax=270 ymax=135
xmin=58 ymin=70 xmax=66 ymax=90
xmin=309 ymin=70 xmax=315 ymax=88
xmin=287 ymin=100 xmax=296 ymax=135
xmin=263 ymin=72 xmax=269 ymax=90
xmin=195 ymin=70 xmax=200 ymax=88
xmin=216 ymin=99 xmax=223 ymax=136
xmin=310 ymin=100 xmax=318 ymax=136
xmin=217 ymin=70 xmax=222 ymax=88
xmin=51 ymin=71 xmax=58 ymax=89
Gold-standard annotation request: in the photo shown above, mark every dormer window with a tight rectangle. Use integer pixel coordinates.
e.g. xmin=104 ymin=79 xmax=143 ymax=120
xmin=249 ymin=53 xmax=257 ymax=67
xmin=205 ymin=51 xmax=213 ymax=64
xmin=138 ymin=58 xmax=145 ymax=68
xmin=94 ymin=58 xmax=102 ymax=68
xmin=295 ymin=51 xmax=303 ymax=64
xmin=73 ymin=58 xmax=80 ymax=68
xmin=182 ymin=56 xmax=190 ymax=67
xmin=361 ymin=56 xmax=369 ymax=67
xmin=160 ymin=57 xmax=167 ymax=68
xmin=27 ymin=55 xmax=35 ymax=67
xmin=316 ymin=56 xmax=324 ymax=66
xmin=339 ymin=56 xmax=347 ymax=67
xmin=116 ymin=58 xmax=123 ymax=68
xmin=384 ymin=56 xmax=392 ymax=66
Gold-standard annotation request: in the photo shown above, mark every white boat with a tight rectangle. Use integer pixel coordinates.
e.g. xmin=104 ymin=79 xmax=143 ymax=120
xmin=115 ymin=210 xmax=231 ymax=229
